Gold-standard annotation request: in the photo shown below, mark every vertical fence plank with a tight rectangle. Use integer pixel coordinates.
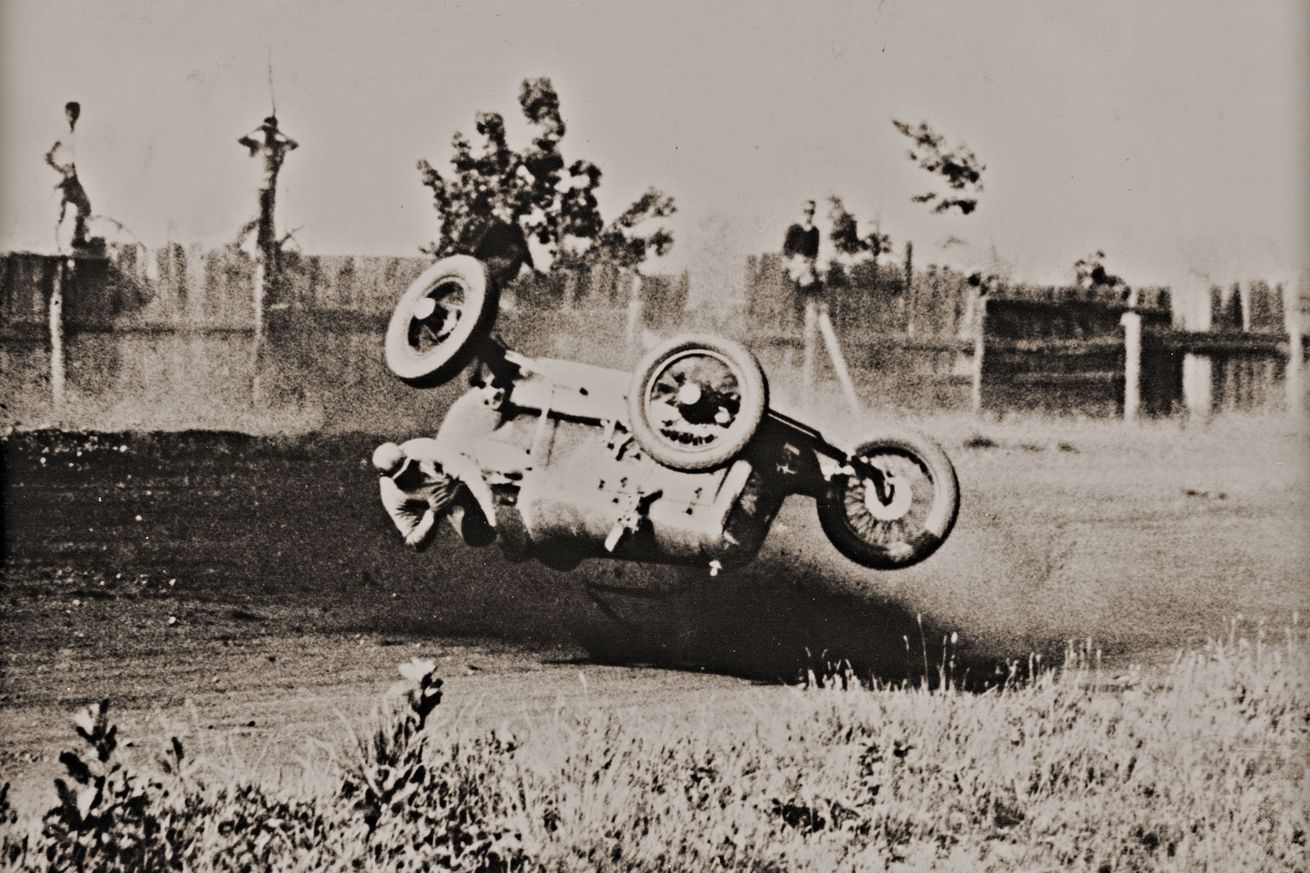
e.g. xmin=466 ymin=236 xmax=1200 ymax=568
xmin=1183 ymin=353 xmax=1213 ymax=418
xmin=49 ymin=259 xmax=68 ymax=409
xmin=185 ymin=244 xmax=206 ymax=326
xmin=1121 ymin=308 xmax=1142 ymax=421
xmin=1286 ymin=281 xmax=1305 ymax=418
xmin=971 ymin=294 xmax=987 ymax=415
xmin=1181 ymin=281 xmax=1214 ymax=418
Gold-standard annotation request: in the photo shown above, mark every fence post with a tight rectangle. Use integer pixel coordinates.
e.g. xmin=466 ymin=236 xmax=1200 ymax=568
xmin=49 ymin=257 xmax=69 ymax=410
xmin=1121 ymin=305 xmax=1142 ymax=421
xmin=904 ymin=242 xmax=916 ymax=337
xmin=816 ymin=310 xmax=862 ymax=413
xmin=249 ymin=255 xmax=267 ymax=410
xmin=1181 ymin=281 xmax=1213 ymax=419
xmin=1286 ymin=280 xmax=1304 ymax=419
xmin=802 ymin=301 xmax=817 ymax=399
xmin=971 ymin=292 xmax=987 ymax=415
xmin=252 ymin=257 xmax=266 ymax=341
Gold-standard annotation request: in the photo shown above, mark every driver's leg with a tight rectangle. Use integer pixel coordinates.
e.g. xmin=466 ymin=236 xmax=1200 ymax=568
xmin=477 ymin=335 xmax=520 ymax=388
xmin=451 ymin=491 xmax=496 ymax=547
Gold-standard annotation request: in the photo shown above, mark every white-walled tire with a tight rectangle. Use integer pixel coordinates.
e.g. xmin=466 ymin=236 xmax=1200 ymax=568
xmin=384 ymin=255 xmax=498 ymax=387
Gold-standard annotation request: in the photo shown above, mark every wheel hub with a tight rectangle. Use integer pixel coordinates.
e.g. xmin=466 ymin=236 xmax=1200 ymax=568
xmin=412 ymin=297 xmax=437 ymax=321
xmin=650 ymin=351 xmax=743 ymax=442
xmin=862 ymin=474 xmax=913 ymax=521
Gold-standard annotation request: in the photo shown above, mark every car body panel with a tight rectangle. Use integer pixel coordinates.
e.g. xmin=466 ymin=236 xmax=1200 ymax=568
xmin=432 ymin=357 xmax=818 ymax=569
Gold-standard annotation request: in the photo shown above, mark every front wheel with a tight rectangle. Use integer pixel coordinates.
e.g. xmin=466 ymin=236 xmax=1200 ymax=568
xmin=817 ymin=431 xmax=960 ymax=570
xmin=626 ymin=334 xmax=768 ymax=471
xmin=384 ymin=255 xmax=499 ymax=387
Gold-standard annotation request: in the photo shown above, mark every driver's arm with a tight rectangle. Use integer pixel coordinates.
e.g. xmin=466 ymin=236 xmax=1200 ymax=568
xmin=397 ymin=439 xmax=497 ymax=528
xmin=379 ymin=476 xmax=437 ymax=549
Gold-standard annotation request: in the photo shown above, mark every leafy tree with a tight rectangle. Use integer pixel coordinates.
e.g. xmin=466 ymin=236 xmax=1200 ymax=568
xmin=826 ymin=196 xmax=892 ymax=263
xmin=891 ymin=120 xmax=985 ymax=215
xmin=417 ymin=78 xmax=675 ymax=272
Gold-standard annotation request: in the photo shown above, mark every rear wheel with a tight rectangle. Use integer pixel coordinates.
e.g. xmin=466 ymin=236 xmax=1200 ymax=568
xmin=626 ymin=334 xmax=767 ymax=471
xmin=817 ymin=431 xmax=960 ymax=569
xmin=384 ymin=255 xmax=499 ymax=387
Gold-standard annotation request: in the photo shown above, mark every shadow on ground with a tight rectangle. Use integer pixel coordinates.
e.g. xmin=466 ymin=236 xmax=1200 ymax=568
xmin=562 ymin=558 xmax=1032 ymax=687
xmin=8 ymin=426 xmax=1305 ymax=686
xmin=2 ymin=430 xmax=1036 ymax=687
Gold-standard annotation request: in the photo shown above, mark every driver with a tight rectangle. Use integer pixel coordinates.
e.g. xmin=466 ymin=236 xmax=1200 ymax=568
xmin=372 ymin=439 xmax=497 ymax=550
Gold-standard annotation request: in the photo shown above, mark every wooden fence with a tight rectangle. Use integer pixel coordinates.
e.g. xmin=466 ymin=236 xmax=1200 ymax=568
xmin=741 ymin=253 xmax=1307 ymax=418
xmin=0 ymin=246 xmax=687 ymax=432
xmin=742 ymin=254 xmax=979 ymax=408
xmin=1160 ymin=279 xmax=1306 ymax=416
xmin=0 ymin=245 xmax=688 ymax=328
xmin=3 ymin=242 xmax=1303 ymax=430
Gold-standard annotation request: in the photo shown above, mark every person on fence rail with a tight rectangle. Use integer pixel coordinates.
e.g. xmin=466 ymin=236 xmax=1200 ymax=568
xmin=783 ymin=200 xmax=831 ymax=388
xmin=783 ymin=200 xmax=821 ymax=299
xmin=45 ymin=101 xmax=92 ymax=252
xmin=236 ymin=116 xmax=298 ymax=271
xmin=372 ymin=438 xmax=498 ymax=551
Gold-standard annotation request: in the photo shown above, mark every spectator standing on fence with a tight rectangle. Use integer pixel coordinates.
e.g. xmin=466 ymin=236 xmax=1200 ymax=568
xmin=45 ymin=101 xmax=92 ymax=252
xmin=783 ymin=200 xmax=821 ymax=295
xmin=783 ymin=200 xmax=827 ymax=387
xmin=237 ymin=116 xmax=298 ymax=285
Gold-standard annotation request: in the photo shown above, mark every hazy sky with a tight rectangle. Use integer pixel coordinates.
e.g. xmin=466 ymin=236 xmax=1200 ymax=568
xmin=2 ymin=0 xmax=1306 ymax=292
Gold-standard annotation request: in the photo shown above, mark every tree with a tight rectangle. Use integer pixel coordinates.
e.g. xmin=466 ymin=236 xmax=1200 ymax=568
xmin=826 ymin=196 xmax=892 ymax=263
xmin=417 ymin=78 xmax=675 ymax=273
xmin=891 ymin=120 xmax=985 ymax=215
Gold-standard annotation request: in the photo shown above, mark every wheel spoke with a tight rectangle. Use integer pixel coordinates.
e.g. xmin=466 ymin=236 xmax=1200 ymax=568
xmin=838 ymin=447 xmax=938 ymax=555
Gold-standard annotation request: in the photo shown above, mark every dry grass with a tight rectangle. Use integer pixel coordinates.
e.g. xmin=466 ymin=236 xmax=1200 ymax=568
xmin=2 ymin=622 xmax=1305 ymax=872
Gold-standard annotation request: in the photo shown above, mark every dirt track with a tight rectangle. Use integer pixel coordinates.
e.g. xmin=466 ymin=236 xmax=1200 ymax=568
xmin=3 ymin=419 xmax=1307 ymax=808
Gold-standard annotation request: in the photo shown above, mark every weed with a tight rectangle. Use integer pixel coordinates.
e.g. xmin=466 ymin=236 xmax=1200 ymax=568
xmin=3 ymin=626 xmax=1305 ymax=871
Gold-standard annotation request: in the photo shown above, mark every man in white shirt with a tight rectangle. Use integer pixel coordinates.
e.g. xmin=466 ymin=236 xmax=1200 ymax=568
xmin=372 ymin=438 xmax=497 ymax=551
xmin=45 ymin=101 xmax=92 ymax=250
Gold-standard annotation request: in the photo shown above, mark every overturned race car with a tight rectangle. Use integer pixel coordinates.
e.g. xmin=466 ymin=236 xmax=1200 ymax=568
xmin=381 ymin=255 xmax=960 ymax=575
